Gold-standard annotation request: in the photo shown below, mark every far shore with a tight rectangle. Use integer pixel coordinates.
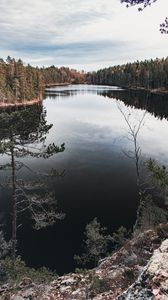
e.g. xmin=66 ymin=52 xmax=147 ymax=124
xmin=0 ymin=83 xmax=72 ymax=109
xmin=0 ymin=83 xmax=71 ymax=109
xmin=45 ymin=82 xmax=71 ymax=87
xmin=127 ymin=86 xmax=168 ymax=95
xmin=0 ymin=98 xmax=43 ymax=109
xmin=0 ymin=84 xmax=168 ymax=109
xmin=0 ymin=83 xmax=83 ymax=109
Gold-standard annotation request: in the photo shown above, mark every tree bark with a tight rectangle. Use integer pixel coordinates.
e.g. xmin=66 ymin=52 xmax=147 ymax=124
xmin=11 ymin=143 xmax=17 ymax=262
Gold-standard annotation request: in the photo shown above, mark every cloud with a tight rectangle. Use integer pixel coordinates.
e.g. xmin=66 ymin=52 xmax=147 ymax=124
xmin=7 ymin=40 xmax=127 ymax=61
xmin=0 ymin=0 xmax=167 ymax=70
xmin=0 ymin=0 xmax=113 ymax=44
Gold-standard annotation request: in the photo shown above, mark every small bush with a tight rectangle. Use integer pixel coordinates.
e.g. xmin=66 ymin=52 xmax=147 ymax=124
xmin=75 ymin=268 xmax=89 ymax=275
xmin=0 ymin=256 xmax=57 ymax=285
xmin=74 ymin=218 xmax=113 ymax=267
xmin=112 ymin=226 xmax=129 ymax=247
xmin=124 ymin=267 xmax=135 ymax=284
xmin=91 ymin=276 xmax=111 ymax=293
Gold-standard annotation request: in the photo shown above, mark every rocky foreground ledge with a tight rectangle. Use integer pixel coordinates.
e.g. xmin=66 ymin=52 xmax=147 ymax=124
xmin=117 ymin=239 xmax=168 ymax=300
xmin=1 ymin=225 xmax=168 ymax=300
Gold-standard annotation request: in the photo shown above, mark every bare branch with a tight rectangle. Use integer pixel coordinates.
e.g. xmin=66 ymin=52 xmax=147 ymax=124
xmin=118 ymin=103 xmax=146 ymax=189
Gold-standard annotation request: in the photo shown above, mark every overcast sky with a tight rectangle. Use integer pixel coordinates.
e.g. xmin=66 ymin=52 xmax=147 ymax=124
xmin=0 ymin=0 xmax=167 ymax=70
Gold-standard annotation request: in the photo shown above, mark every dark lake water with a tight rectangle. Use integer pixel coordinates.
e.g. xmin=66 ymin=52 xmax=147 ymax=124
xmin=1 ymin=84 xmax=168 ymax=274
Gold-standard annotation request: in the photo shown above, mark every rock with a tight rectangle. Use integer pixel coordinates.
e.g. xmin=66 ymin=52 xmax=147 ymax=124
xmin=161 ymin=279 xmax=168 ymax=292
xmin=1 ymin=226 xmax=168 ymax=300
xmin=147 ymin=240 xmax=168 ymax=277
xmin=11 ymin=297 xmax=25 ymax=300
xmin=71 ymin=288 xmax=86 ymax=299
xmin=0 ymin=284 xmax=10 ymax=295
xmin=117 ymin=239 xmax=168 ymax=300
xmin=61 ymin=277 xmax=77 ymax=286
xmin=19 ymin=287 xmax=34 ymax=298
xmin=59 ymin=285 xmax=71 ymax=293
xmin=19 ymin=277 xmax=32 ymax=287
xmin=2 ymin=293 xmax=11 ymax=300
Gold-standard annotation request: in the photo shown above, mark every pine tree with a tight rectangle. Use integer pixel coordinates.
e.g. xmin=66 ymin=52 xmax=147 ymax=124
xmin=0 ymin=105 xmax=65 ymax=262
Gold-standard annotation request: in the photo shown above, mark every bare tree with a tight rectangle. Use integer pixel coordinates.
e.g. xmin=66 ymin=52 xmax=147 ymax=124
xmin=118 ymin=103 xmax=146 ymax=190
xmin=118 ymin=104 xmax=168 ymax=233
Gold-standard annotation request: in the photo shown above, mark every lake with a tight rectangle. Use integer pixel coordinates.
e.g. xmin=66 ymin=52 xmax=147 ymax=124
xmin=0 ymin=84 xmax=168 ymax=274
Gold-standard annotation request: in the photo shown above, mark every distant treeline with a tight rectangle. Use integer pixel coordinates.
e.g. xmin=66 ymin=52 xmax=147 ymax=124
xmin=87 ymin=57 xmax=168 ymax=91
xmin=1 ymin=56 xmax=168 ymax=102
xmin=0 ymin=56 xmax=85 ymax=102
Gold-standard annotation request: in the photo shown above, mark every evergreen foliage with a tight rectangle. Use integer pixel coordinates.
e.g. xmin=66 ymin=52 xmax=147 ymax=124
xmin=0 ymin=57 xmax=85 ymax=102
xmin=147 ymin=159 xmax=168 ymax=206
xmin=74 ymin=218 xmax=128 ymax=267
xmin=1 ymin=256 xmax=57 ymax=284
xmin=0 ymin=231 xmax=11 ymax=259
xmin=88 ymin=57 xmax=168 ymax=90
xmin=74 ymin=218 xmax=112 ymax=267
xmin=135 ymin=194 xmax=168 ymax=232
xmin=0 ymin=105 xmax=65 ymax=261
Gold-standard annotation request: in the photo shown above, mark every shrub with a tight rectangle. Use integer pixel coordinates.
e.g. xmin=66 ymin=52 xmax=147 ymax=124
xmin=0 ymin=256 xmax=57 ymax=285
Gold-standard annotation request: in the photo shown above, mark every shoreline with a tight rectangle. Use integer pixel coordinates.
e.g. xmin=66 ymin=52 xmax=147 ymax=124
xmin=0 ymin=84 xmax=168 ymax=109
xmin=126 ymin=86 xmax=168 ymax=95
xmin=0 ymin=83 xmax=80 ymax=109
xmin=0 ymin=98 xmax=43 ymax=109
xmin=45 ymin=82 xmax=70 ymax=87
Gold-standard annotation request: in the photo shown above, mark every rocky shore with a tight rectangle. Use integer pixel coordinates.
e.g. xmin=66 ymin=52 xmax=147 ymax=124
xmin=1 ymin=224 xmax=168 ymax=300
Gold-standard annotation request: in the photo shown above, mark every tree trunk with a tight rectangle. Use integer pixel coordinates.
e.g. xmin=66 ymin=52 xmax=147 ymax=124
xmin=11 ymin=144 xmax=17 ymax=262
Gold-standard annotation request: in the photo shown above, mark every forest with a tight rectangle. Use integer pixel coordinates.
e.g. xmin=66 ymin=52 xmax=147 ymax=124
xmin=0 ymin=57 xmax=85 ymax=103
xmin=1 ymin=56 xmax=168 ymax=104
xmin=87 ymin=57 xmax=168 ymax=92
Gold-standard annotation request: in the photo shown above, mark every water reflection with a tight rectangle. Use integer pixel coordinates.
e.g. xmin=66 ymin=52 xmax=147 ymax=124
xmin=46 ymin=85 xmax=168 ymax=121
xmin=116 ymin=101 xmax=168 ymax=234
xmin=1 ymin=85 xmax=168 ymax=274
xmin=100 ymin=89 xmax=168 ymax=121
xmin=45 ymin=84 xmax=123 ymax=98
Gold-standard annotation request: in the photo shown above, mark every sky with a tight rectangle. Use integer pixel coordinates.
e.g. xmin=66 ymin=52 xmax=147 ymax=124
xmin=0 ymin=0 xmax=168 ymax=71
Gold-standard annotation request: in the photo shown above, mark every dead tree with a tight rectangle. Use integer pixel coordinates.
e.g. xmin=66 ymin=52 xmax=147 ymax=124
xmin=118 ymin=103 xmax=146 ymax=190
